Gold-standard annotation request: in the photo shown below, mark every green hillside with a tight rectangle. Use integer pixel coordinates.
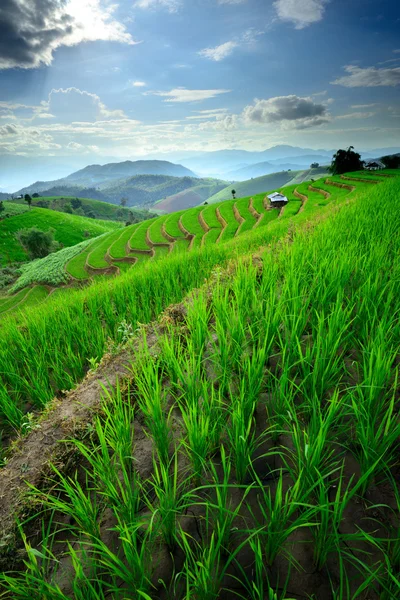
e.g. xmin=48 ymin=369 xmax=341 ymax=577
xmin=9 ymin=195 xmax=154 ymax=223
xmin=0 ymin=171 xmax=399 ymax=599
xmin=206 ymin=167 xmax=329 ymax=204
xmin=0 ymin=207 xmax=122 ymax=265
xmin=1 ymin=169 xmax=397 ymax=308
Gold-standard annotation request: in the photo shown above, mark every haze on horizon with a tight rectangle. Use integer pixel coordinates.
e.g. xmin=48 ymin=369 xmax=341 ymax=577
xmin=0 ymin=0 xmax=399 ymax=189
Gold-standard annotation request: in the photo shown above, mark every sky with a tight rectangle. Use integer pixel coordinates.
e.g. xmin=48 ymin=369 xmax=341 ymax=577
xmin=0 ymin=0 xmax=400 ymax=172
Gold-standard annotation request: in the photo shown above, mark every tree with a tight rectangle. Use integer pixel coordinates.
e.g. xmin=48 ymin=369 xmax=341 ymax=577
xmin=24 ymin=194 xmax=32 ymax=209
xmin=330 ymin=146 xmax=364 ymax=175
xmin=231 ymin=189 xmax=236 ymax=199
xmin=310 ymin=162 xmax=320 ymax=168
xmin=16 ymin=227 xmax=59 ymax=259
xmin=63 ymin=203 xmax=73 ymax=214
xmin=381 ymin=154 xmax=400 ymax=169
xmin=32 ymin=192 xmax=40 ymax=198
xmin=71 ymin=198 xmax=82 ymax=209
xmin=120 ymin=197 xmax=128 ymax=207
xmin=0 ymin=201 xmax=4 ymax=216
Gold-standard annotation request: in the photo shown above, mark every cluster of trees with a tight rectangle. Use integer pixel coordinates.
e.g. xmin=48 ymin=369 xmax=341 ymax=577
xmin=330 ymin=146 xmax=364 ymax=175
xmin=381 ymin=154 xmax=400 ymax=169
xmin=16 ymin=227 xmax=59 ymax=259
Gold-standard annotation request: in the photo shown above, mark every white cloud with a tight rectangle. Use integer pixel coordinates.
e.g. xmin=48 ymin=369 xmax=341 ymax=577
xmin=273 ymin=0 xmax=330 ymax=29
xmin=351 ymin=103 xmax=377 ymax=108
xmin=198 ymin=41 xmax=238 ymax=62
xmin=394 ymin=49 xmax=400 ymax=54
xmin=217 ymin=0 xmax=248 ymax=4
xmin=43 ymin=88 xmax=127 ymax=123
xmin=132 ymin=81 xmax=147 ymax=87
xmin=147 ymin=87 xmax=231 ymax=103
xmin=135 ymin=0 xmax=181 ymax=12
xmin=331 ymin=65 xmax=400 ymax=87
xmin=336 ymin=112 xmax=375 ymax=120
xmin=0 ymin=0 xmax=137 ymax=70
xmin=242 ymin=94 xmax=331 ymax=128
xmin=198 ymin=28 xmax=263 ymax=62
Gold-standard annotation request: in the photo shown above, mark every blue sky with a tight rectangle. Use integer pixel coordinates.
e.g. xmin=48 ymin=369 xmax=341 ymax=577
xmin=0 ymin=0 xmax=399 ymax=165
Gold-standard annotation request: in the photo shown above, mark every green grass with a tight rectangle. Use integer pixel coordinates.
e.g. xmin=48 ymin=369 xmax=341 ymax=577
xmin=0 ymin=287 xmax=31 ymax=313
xmin=0 ymin=207 xmax=121 ymax=265
xmin=235 ymin=197 xmax=257 ymax=234
xmin=251 ymin=193 xmax=267 ymax=214
xmin=10 ymin=239 xmax=94 ymax=291
xmin=129 ymin=219 xmax=153 ymax=252
xmin=0 ymin=202 xmax=29 ymax=217
xmin=218 ymin=200 xmax=239 ymax=242
xmin=164 ymin=211 xmax=186 ymax=239
xmin=108 ymin=224 xmax=139 ymax=260
xmin=1 ymin=177 xmax=399 ymax=599
xmin=86 ymin=229 xmax=126 ymax=270
xmin=180 ymin=207 xmax=205 ymax=248
xmin=148 ymin=215 xmax=170 ymax=245
xmin=201 ymin=204 xmax=222 ymax=230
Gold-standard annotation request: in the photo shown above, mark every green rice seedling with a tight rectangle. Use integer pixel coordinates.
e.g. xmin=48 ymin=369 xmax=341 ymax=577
xmin=143 ymin=450 xmax=194 ymax=551
xmin=227 ymin=401 xmax=260 ymax=484
xmin=88 ymin=514 xmax=154 ymax=598
xmin=131 ymin=354 xmax=173 ymax=466
xmin=0 ymin=525 xmax=69 ymax=600
xmin=28 ymin=467 xmax=101 ymax=540
xmin=283 ymin=390 xmax=345 ymax=497
xmin=248 ymin=470 xmax=316 ymax=567
xmin=184 ymin=289 xmax=211 ymax=354
xmin=201 ymin=446 xmax=252 ymax=554
xmin=349 ymin=369 xmax=400 ymax=495
xmin=176 ymin=529 xmax=247 ymax=600
xmin=179 ymin=386 xmax=222 ymax=482
xmin=246 ymin=535 xmax=295 ymax=600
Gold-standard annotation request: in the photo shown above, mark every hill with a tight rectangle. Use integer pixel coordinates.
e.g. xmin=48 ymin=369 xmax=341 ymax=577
xmin=17 ymin=160 xmax=197 ymax=196
xmin=154 ymin=180 xmax=228 ymax=212
xmin=0 ymin=207 xmax=121 ymax=265
xmin=16 ymin=175 xmax=227 ymax=209
xmin=9 ymin=195 xmax=155 ymax=223
xmin=3 ymin=167 xmax=396 ymax=297
xmin=206 ymin=167 xmax=329 ymax=204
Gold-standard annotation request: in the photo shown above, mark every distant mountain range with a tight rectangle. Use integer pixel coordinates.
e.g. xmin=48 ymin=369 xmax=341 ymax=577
xmin=176 ymin=145 xmax=400 ymax=180
xmin=15 ymin=160 xmax=227 ymax=210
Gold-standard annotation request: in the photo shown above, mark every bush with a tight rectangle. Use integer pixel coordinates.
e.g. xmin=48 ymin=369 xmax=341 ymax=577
xmin=16 ymin=227 xmax=59 ymax=259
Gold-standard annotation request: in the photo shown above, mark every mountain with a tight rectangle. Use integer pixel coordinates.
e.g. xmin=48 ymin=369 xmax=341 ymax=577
xmin=155 ymin=180 xmax=228 ymax=212
xmin=16 ymin=160 xmax=197 ymax=196
xmin=17 ymin=174 xmax=228 ymax=209
xmin=63 ymin=160 xmax=197 ymax=186
xmin=226 ymin=161 xmax=282 ymax=181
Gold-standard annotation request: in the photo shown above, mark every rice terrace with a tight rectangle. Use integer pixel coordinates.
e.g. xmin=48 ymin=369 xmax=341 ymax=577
xmin=1 ymin=0 xmax=400 ymax=598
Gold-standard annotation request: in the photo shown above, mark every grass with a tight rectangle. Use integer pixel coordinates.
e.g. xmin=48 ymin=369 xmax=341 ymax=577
xmin=180 ymin=206 xmax=205 ymax=248
xmin=235 ymin=196 xmax=257 ymax=234
xmin=10 ymin=239 xmax=94 ymax=291
xmin=0 ymin=207 xmax=121 ymax=265
xmin=108 ymin=223 xmax=140 ymax=260
xmin=164 ymin=211 xmax=186 ymax=239
xmin=0 ymin=177 xmax=400 ymax=599
xmin=147 ymin=215 xmax=170 ymax=244
xmin=218 ymin=200 xmax=240 ymax=242
xmin=0 ymin=202 xmax=29 ymax=217
xmin=129 ymin=219 xmax=153 ymax=251
xmin=86 ymin=229 xmax=126 ymax=270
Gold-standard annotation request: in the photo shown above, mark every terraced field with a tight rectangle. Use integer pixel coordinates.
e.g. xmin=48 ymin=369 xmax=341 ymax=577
xmin=1 ymin=170 xmax=398 ymax=316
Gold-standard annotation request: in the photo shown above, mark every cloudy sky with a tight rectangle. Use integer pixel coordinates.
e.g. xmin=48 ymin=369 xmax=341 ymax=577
xmin=0 ymin=0 xmax=399 ymax=168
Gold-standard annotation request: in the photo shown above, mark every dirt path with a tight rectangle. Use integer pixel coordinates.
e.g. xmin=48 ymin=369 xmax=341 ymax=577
xmin=215 ymin=207 xmax=227 ymax=244
xmin=340 ymin=174 xmax=379 ymax=184
xmin=308 ymin=184 xmax=331 ymax=199
xmin=233 ymin=202 xmax=245 ymax=237
xmin=248 ymin=197 xmax=264 ymax=228
xmin=294 ymin=188 xmax=308 ymax=213
xmin=324 ymin=178 xmax=355 ymax=192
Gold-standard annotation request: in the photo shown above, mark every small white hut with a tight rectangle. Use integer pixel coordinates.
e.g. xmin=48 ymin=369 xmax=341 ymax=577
xmin=267 ymin=192 xmax=288 ymax=205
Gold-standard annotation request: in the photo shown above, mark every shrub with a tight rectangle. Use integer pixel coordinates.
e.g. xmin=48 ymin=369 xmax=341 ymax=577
xmin=16 ymin=227 xmax=59 ymax=259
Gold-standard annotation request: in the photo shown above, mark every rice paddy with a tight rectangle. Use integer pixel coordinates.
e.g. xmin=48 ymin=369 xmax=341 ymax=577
xmin=0 ymin=172 xmax=399 ymax=599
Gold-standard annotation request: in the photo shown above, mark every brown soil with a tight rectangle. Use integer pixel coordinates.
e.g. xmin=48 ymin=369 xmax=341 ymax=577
xmin=340 ymin=175 xmax=379 ymax=184
xmin=233 ymin=202 xmax=245 ymax=237
xmin=308 ymin=184 xmax=331 ymax=199
xmin=248 ymin=197 xmax=264 ymax=228
xmin=294 ymin=188 xmax=308 ymax=213
xmin=215 ymin=207 xmax=227 ymax=243
xmin=324 ymin=178 xmax=355 ymax=192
